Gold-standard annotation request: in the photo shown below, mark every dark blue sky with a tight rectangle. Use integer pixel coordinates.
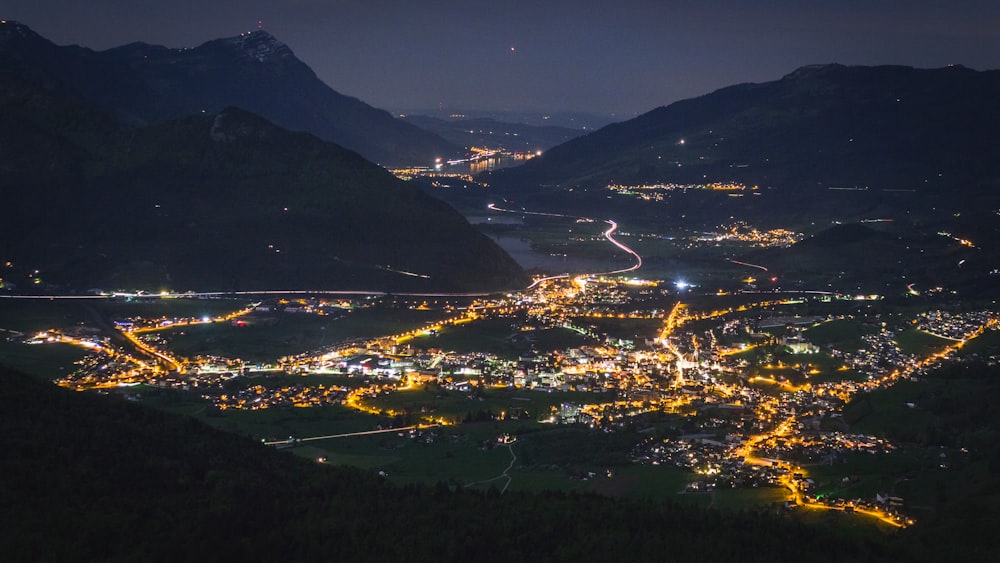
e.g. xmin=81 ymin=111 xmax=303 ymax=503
xmin=6 ymin=1 xmax=999 ymax=117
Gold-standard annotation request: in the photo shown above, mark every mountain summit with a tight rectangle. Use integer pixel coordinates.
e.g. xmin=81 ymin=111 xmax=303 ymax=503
xmin=0 ymin=19 xmax=39 ymax=45
xmin=0 ymin=22 xmax=457 ymax=166
xmin=224 ymin=30 xmax=295 ymax=63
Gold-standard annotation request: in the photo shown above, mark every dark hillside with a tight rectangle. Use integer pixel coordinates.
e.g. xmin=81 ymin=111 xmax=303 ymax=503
xmin=0 ymin=63 xmax=525 ymax=292
xmin=744 ymin=222 xmax=991 ymax=296
xmin=0 ymin=364 xmax=911 ymax=562
xmin=488 ymin=64 xmax=1000 ymax=223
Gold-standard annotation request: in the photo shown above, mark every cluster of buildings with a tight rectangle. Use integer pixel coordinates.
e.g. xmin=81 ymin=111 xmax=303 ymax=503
xmin=915 ymin=309 xmax=996 ymax=340
xmin=213 ymin=382 xmax=348 ymax=410
xmin=691 ymin=222 xmax=803 ymax=248
xmin=31 ymin=273 xmax=1000 ymax=527
xmin=606 ymin=181 xmax=758 ymax=202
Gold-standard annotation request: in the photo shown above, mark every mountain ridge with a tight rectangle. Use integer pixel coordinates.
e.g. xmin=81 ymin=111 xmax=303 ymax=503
xmin=0 ymin=21 xmax=458 ymax=166
xmin=0 ymin=55 xmax=526 ymax=292
xmin=487 ymin=63 xmax=1000 ymax=219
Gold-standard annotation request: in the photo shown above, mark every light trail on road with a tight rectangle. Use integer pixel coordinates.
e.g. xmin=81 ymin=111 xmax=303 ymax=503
xmin=262 ymin=424 xmax=440 ymax=445
xmin=727 ymin=258 xmax=768 ymax=272
xmin=487 ymin=203 xmax=643 ymax=286
xmin=599 ymin=219 xmax=642 ymax=275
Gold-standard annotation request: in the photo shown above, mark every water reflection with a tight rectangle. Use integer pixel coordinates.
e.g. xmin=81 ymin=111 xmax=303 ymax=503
xmin=488 ymin=235 xmax=615 ymax=273
xmin=466 ymin=155 xmax=521 ymax=175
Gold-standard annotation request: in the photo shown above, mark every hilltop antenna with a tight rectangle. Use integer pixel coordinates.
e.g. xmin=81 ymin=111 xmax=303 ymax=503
xmin=257 ymin=19 xmax=263 ymax=31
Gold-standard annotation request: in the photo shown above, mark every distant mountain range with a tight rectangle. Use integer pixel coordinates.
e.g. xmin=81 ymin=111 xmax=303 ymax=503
xmin=0 ymin=21 xmax=456 ymax=166
xmin=487 ymin=64 xmax=1000 ymax=224
xmin=0 ymin=21 xmax=526 ymax=292
xmin=400 ymin=115 xmax=585 ymax=152
xmin=397 ymin=109 xmax=617 ymax=130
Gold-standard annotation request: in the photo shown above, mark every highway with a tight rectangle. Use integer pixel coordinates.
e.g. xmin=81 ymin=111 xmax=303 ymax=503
xmin=486 ymin=203 xmax=643 ymax=287
xmin=726 ymin=258 xmax=768 ymax=272
xmin=599 ymin=219 xmax=643 ymax=275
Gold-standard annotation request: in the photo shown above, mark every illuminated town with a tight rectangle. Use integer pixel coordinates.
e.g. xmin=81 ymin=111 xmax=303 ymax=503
xmin=390 ymin=146 xmax=540 ymax=182
xmin=16 ymin=204 xmax=996 ymax=531
xmin=607 ymin=181 xmax=760 ymax=201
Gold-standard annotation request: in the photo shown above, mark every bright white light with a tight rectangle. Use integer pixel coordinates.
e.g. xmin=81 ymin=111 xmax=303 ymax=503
xmin=675 ymin=280 xmax=689 ymax=290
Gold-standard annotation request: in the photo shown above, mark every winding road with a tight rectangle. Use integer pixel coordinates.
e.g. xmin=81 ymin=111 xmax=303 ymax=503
xmin=486 ymin=203 xmax=643 ymax=288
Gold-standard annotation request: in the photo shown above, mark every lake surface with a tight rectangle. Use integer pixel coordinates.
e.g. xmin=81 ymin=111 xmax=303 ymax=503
xmin=488 ymin=234 xmax=616 ymax=274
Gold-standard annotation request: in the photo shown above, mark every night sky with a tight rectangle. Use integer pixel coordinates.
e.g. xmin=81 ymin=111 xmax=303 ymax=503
xmin=6 ymin=1 xmax=999 ymax=118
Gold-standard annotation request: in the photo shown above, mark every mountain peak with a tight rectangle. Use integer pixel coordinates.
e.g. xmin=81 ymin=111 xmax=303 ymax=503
xmin=2 ymin=23 xmax=458 ymax=166
xmin=222 ymin=29 xmax=294 ymax=63
xmin=780 ymin=63 xmax=845 ymax=81
xmin=0 ymin=20 xmax=46 ymax=47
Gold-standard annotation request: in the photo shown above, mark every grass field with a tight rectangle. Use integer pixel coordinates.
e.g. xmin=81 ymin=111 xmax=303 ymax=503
xmin=0 ymin=298 xmax=93 ymax=333
xmin=770 ymin=351 xmax=862 ymax=384
xmin=362 ymin=385 xmax=614 ymax=424
xmin=160 ymin=307 xmax=451 ymax=362
xmin=805 ymin=450 xmax=928 ymax=501
xmin=140 ymin=388 xmax=385 ymax=438
xmin=411 ymin=318 xmax=596 ymax=359
xmin=570 ymin=316 xmax=664 ymax=342
xmin=0 ymin=340 xmax=91 ymax=380
xmin=409 ymin=316 xmax=516 ymax=352
xmin=956 ymin=327 xmax=1000 ymax=357
xmin=736 ymin=346 xmax=861 ymax=386
xmin=503 ymin=463 xmax=699 ymax=500
xmin=806 ymin=318 xmax=877 ymax=350
xmin=843 ymin=380 xmax=934 ymax=436
xmin=589 ymin=463 xmax=697 ymax=500
xmin=894 ymin=329 xmax=952 ymax=356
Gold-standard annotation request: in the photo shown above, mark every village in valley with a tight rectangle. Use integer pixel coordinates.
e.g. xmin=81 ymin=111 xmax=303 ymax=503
xmin=18 ymin=267 xmax=996 ymax=530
